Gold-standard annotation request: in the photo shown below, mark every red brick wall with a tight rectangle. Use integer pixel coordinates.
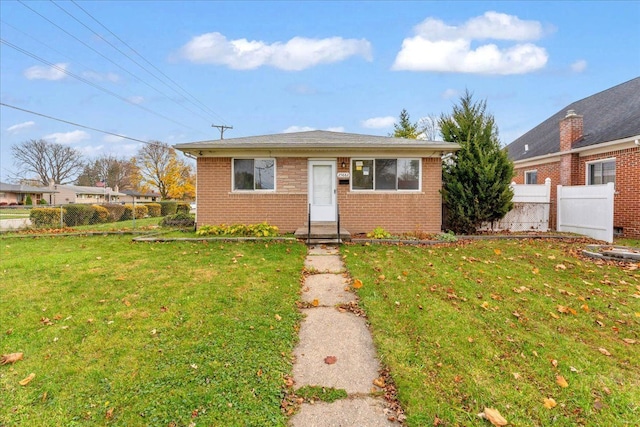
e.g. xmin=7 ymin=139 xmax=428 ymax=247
xmin=578 ymin=147 xmax=640 ymax=238
xmin=513 ymin=146 xmax=639 ymax=238
xmin=196 ymin=156 xmax=443 ymax=234
xmin=338 ymin=158 xmax=442 ymax=235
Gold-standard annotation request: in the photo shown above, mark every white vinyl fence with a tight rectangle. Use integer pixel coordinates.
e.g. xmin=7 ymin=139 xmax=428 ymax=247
xmin=557 ymin=182 xmax=614 ymax=243
xmin=480 ymin=178 xmax=551 ymax=232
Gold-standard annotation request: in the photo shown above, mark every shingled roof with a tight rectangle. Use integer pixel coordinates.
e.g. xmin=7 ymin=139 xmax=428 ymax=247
xmin=506 ymin=77 xmax=640 ymax=162
xmin=175 ymin=130 xmax=458 ymax=152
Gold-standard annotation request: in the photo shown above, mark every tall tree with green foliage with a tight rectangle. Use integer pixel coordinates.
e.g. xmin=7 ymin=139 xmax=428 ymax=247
xmin=439 ymin=90 xmax=514 ymax=234
xmin=391 ymin=109 xmax=419 ymax=139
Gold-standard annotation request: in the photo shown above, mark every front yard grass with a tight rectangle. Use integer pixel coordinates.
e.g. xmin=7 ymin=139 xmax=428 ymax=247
xmin=343 ymin=239 xmax=639 ymax=426
xmin=0 ymin=236 xmax=306 ymax=426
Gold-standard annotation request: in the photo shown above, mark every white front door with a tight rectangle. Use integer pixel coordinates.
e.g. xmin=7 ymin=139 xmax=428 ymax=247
xmin=308 ymin=160 xmax=336 ymax=222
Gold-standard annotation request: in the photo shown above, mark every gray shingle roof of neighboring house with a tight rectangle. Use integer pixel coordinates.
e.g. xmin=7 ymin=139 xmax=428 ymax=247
xmin=506 ymin=77 xmax=640 ymax=162
xmin=57 ymin=184 xmax=127 ymax=196
xmin=121 ymin=190 xmax=161 ymax=198
xmin=0 ymin=181 xmax=57 ymax=193
xmin=175 ymin=130 xmax=459 ymax=151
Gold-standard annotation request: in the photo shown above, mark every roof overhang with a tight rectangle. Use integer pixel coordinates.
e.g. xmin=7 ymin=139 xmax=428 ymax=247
xmin=513 ymin=135 xmax=639 ymax=168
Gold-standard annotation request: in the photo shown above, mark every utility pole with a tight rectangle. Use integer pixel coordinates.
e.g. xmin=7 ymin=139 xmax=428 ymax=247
xmin=212 ymin=124 xmax=233 ymax=140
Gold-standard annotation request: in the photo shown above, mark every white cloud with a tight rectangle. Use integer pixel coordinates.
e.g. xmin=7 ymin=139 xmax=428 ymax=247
xmin=127 ymin=96 xmax=145 ymax=104
xmin=7 ymin=121 xmax=35 ymax=134
xmin=283 ymin=126 xmax=316 ymax=133
xmin=441 ymin=88 xmax=459 ymax=99
xmin=393 ymin=12 xmax=548 ymax=74
xmin=179 ymin=32 xmax=372 ymax=71
xmin=43 ymin=130 xmax=90 ymax=144
xmin=23 ymin=63 xmax=69 ymax=80
xmin=571 ymin=59 xmax=587 ymax=73
xmin=326 ymin=126 xmax=345 ymax=132
xmin=361 ymin=116 xmax=395 ymax=129
xmin=103 ymin=134 xmax=125 ymax=143
xmin=82 ymin=71 xmax=120 ymax=82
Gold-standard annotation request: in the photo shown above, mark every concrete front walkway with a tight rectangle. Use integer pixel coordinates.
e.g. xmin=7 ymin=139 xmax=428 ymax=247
xmin=290 ymin=245 xmax=397 ymax=426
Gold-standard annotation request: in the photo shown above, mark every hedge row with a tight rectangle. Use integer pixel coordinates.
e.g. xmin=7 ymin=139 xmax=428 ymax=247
xmin=29 ymin=202 xmax=164 ymax=228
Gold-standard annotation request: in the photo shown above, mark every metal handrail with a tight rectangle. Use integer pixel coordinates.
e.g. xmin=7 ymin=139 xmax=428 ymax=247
xmin=307 ymin=203 xmax=311 ymax=245
xmin=336 ymin=202 xmax=341 ymax=244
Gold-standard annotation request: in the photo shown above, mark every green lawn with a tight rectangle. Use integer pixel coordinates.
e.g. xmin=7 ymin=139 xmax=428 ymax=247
xmin=0 ymin=208 xmax=30 ymax=219
xmin=342 ymin=239 xmax=639 ymax=426
xmin=0 ymin=236 xmax=306 ymax=426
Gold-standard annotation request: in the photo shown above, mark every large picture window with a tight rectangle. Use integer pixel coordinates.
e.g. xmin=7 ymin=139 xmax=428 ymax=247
xmin=351 ymin=158 xmax=420 ymax=191
xmin=233 ymin=158 xmax=275 ymax=190
xmin=587 ymin=159 xmax=615 ymax=185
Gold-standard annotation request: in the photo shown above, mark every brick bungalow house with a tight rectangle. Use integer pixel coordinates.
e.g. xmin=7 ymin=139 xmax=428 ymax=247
xmin=505 ymin=77 xmax=640 ymax=238
xmin=175 ymin=130 xmax=459 ymax=236
xmin=0 ymin=181 xmax=57 ymax=205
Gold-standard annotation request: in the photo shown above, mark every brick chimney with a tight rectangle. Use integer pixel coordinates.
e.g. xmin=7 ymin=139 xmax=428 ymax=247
xmin=559 ymin=110 xmax=582 ymax=186
xmin=559 ymin=109 xmax=583 ymax=151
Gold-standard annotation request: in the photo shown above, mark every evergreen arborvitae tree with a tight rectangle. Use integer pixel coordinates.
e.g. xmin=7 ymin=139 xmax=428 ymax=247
xmin=391 ymin=109 xmax=419 ymax=139
xmin=439 ymin=90 xmax=514 ymax=234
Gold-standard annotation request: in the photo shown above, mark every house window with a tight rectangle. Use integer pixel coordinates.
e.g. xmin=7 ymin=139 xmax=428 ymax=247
xmin=351 ymin=158 xmax=420 ymax=191
xmin=525 ymin=170 xmax=538 ymax=185
xmin=233 ymin=158 xmax=275 ymax=191
xmin=587 ymin=159 xmax=615 ymax=185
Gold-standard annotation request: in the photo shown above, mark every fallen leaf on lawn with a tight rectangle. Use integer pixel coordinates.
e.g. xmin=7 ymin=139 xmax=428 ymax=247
xmin=556 ymin=375 xmax=569 ymax=388
xmin=622 ymin=338 xmax=636 ymax=344
xmin=19 ymin=373 xmax=35 ymax=386
xmin=581 ymin=304 xmax=590 ymax=312
xmin=543 ymin=397 xmax=557 ymax=409
xmin=105 ymin=407 xmax=114 ymax=420
xmin=512 ymin=372 xmax=521 ymax=380
xmin=551 ymin=359 xmax=558 ymax=368
xmin=548 ymin=255 xmax=556 ymax=260
xmin=570 ymin=366 xmax=579 ymax=373
xmin=1 ymin=352 xmax=23 ymax=365
xmin=467 ymin=337 xmax=474 ymax=343
xmin=557 ymin=305 xmax=576 ymax=315
xmin=274 ymin=314 xmax=282 ymax=321
xmin=352 ymin=279 xmax=363 ymax=289
xmin=481 ymin=302 xmax=490 ymax=310
xmin=312 ymin=299 xmax=319 ymax=307
xmin=373 ymin=377 xmax=385 ymax=388
xmin=598 ymin=347 xmax=612 ymax=356
xmin=493 ymin=249 xmax=502 ymax=255
xmin=478 ymin=407 xmax=508 ymax=426
xmin=549 ymin=312 xmax=560 ymax=319
xmin=122 ymin=299 xmax=131 ymax=307
xmin=593 ymin=400 xmax=604 ymax=411
xmin=602 ymin=386 xmax=611 ymax=395
xmin=555 ymin=264 xmax=566 ymax=270
xmin=532 ymin=268 xmax=539 ymax=274
xmin=257 ymin=368 xmax=262 ymax=377
xmin=324 ymin=356 xmax=337 ymax=365
xmin=378 ymin=274 xmax=386 ymax=281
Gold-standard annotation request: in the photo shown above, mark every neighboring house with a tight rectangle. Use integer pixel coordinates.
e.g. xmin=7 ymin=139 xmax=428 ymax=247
xmin=48 ymin=183 xmax=127 ymax=205
xmin=0 ymin=181 xmax=57 ymax=205
xmin=175 ymin=130 xmax=459 ymax=235
xmin=506 ymin=77 xmax=640 ymax=238
xmin=120 ymin=190 xmax=161 ymax=203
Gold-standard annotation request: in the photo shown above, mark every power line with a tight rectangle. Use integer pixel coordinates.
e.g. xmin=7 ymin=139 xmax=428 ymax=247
xmin=49 ymin=0 xmax=221 ymax=125
xmin=1 ymin=38 xmax=206 ymax=135
xmin=1 ymin=102 xmax=163 ymax=147
xmin=69 ymin=0 xmax=228 ymax=125
xmin=16 ymin=0 xmax=214 ymax=126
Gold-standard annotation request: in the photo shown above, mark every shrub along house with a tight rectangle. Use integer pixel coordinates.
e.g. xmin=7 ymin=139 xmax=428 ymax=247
xmin=175 ymin=130 xmax=459 ymax=239
xmin=505 ymin=77 xmax=640 ymax=238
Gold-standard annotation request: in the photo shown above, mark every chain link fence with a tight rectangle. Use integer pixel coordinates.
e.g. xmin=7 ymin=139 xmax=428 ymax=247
xmin=0 ymin=201 xmax=190 ymax=232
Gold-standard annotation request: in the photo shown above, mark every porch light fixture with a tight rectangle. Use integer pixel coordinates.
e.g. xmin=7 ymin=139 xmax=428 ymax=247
xmin=341 ymin=161 xmax=346 ymax=168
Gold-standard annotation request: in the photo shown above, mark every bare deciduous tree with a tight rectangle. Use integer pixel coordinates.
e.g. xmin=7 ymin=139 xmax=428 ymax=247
xmin=417 ymin=114 xmax=441 ymax=141
xmin=76 ymin=155 xmax=137 ymax=189
xmin=11 ymin=139 xmax=85 ymax=185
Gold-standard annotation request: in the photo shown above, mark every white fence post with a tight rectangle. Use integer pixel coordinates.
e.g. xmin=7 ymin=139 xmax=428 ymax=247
xmin=557 ymin=183 xmax=614 ymax=242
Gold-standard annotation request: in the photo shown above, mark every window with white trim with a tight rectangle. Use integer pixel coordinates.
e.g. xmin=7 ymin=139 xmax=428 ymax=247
xmin=525 ymin=170 xmax=538 ymax=185
xmin=233 ymin=158 xmax=275 ymax=191
xmin=351 ymin=158 xmax=420 ymax=191
xmin=587 ymin=159 xmax=615 ymax=185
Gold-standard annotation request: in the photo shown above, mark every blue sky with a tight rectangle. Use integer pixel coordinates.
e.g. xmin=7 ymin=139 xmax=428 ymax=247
xmin=1 ymin=1 xmax=639 ymax=182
